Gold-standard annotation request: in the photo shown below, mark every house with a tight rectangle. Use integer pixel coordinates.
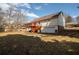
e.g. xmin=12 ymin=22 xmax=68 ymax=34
xmin=26 ymin=11 xmax=66 ymax=33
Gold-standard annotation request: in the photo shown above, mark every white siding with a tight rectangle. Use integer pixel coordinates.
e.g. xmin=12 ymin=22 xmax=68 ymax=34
xmin=40 ymin=21 xmax=49 ymax=26
xmin=40 ymin=19 xmax=58 ymax=33
xmin=48 ymin=18 xmax=58 ymax=26
xmin=41 ymin=27 xmax=56 ymax=33
xmin=58 ymin=13 xmax=65 ymax=26
xmin=40 ymin=18 xmax=58 ymax=27
xmin=37 ymin=13 xmax=65 ymax=33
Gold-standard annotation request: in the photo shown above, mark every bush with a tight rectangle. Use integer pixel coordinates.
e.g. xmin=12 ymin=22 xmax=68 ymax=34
xmin=0 ymin=27 xmax=4 ymax=32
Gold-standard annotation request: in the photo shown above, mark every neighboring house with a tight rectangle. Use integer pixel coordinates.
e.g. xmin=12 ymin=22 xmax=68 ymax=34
xmin=26 ymin=11 xmax=66 ymax=33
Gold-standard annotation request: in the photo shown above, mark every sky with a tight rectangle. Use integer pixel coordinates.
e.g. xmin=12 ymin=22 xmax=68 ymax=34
xmin=16 ymin=3 xmax=79 ymax=20
xmin=0 ymin=3 xmax=79 ymax=21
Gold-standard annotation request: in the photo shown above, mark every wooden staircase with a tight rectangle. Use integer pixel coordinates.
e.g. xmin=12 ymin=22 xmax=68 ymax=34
xmin=32 ymin=26 xmax=41 ymax=33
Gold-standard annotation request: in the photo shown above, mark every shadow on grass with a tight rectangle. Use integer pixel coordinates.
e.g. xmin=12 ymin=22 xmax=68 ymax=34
xmin=41 ymin=29 xmax=79 ymax=38
xmin=0 ymin=34 xmax=79 ymax=55
xmin=60 ymin=29 xmax=79 ymax=38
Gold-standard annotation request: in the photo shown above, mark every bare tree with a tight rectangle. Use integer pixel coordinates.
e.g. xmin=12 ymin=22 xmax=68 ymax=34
xmin=65 ymin=16 xmax=72 ymax=23
xmin=0 ymin=16 xmax=4 ymax=31
xmin=0 ymin=3 xmax=28 ymax=31
xmin=76 ymin=16 xmax=79 ymax=24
